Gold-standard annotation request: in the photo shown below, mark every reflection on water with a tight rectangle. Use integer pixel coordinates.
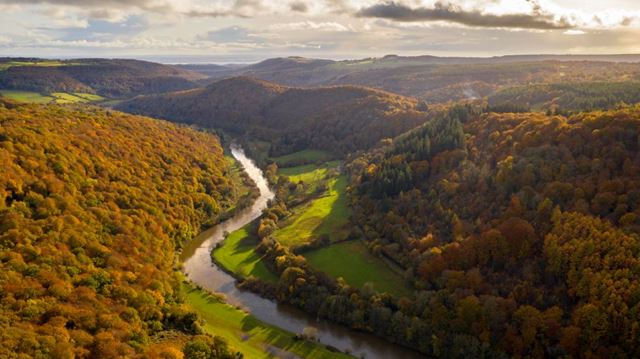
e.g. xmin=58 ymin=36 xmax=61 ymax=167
xmin=181 ymin=145 xmax=423 ymax=359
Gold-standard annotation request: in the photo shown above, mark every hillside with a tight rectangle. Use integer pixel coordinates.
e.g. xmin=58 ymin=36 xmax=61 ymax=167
xmin=0 ymin=101 xmax=242 ymax=357
xmin=488 ymin=82 xmax=640 ymax=113
xmin=117 ymin=76 xmax=428 ymax=156
xmin=208 ymin=56 xmax=640 ymax=103
xmin=0 ymin=58 xmax=206 ymax=98
xmin=347 ymin=105 xmax=640 ymax=356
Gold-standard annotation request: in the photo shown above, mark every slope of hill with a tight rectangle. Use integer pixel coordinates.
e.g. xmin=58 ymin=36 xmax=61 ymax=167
xmin=488 ymin=81 xmax=640 ymax=113
xmin=117 ymin=76 xmax=428 ymax=156
xmin=208 ymin=55 xmax=640 ymax=103
xmin=347 ymin=105 xmax=640 ymax=357
xmin=0 ymin=101 xmax=242 ymax=357
xmin=0 ymin=58 xmax=206 ymax=98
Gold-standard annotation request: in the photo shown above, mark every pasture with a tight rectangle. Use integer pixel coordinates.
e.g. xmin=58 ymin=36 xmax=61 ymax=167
xmin=184 ymin=283 xmax=351 ymax=359
xmin=304 ymin=240 xmax=412 ymax=297
xmin=212 ymin=221 xmax=277 ymax=282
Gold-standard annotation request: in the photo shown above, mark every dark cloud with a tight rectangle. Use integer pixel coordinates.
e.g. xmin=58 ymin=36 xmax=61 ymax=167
xmin=290 ymin=1 xmax=308 ymax=13
xmin=356 ymin=1 xmax=573 ymax=30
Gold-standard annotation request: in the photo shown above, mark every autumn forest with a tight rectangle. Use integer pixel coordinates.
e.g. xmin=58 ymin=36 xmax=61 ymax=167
xmin=2 ymin=47 xmax=640 ymax=359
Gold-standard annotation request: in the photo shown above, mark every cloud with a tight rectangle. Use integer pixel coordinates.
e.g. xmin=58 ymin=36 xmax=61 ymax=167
xmin=200 ymin=26 xmax=256 ymax=42
xmin=0 ymin=0 xmax=264 ymax=18
xmin=564 ymin=29 xmax=586 ymax=35
xmin=356 ymin=1 xmax=573 ymax=30
xmin=270 ymin=21 xmax=353 ymax=32
xmin=290 ymin=1 xmax=308 ymax=13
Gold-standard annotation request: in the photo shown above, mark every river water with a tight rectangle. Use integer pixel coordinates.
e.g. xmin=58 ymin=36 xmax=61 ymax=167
xmin=180 ymin=145 xmax=423 ymax=359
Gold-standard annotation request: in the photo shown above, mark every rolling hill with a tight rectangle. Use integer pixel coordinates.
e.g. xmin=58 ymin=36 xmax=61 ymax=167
xmin=117 ymin=76 xmax=429 ymax=156
xmin=0 ymin=58 xmax=206 ymax=98
xmin=203 ymin=55 xmax=640 ymax=103
xmin=347 ymin=104 xmax=640 ymax=357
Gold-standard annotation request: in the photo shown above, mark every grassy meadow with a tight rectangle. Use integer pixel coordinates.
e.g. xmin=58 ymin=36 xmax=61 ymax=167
xmin=0 ymin=90 xmax=104 ymax=104
xmin=183 ymin=283 xmax=351 ymax=359
xmin=0 ymin=60 xmax=72 ymax=71
xmin=273 ymin=175 xmax=351 ymax=247
xmin=271 ymin=149 xmax=332 ymax=166
xmin=304 ymin=240 xmax=412 ymax=297
xmin=212 ymin=221 xmax=277 ymax=282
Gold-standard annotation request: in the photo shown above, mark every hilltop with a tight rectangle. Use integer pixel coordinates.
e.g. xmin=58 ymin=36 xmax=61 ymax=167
xmin=117 ymin=76 xmax=428 ymax=156
xmin=0 ymin=58 xmax=206 ymax=98
xmin=202 ymin=55 xmax=640 ymax=103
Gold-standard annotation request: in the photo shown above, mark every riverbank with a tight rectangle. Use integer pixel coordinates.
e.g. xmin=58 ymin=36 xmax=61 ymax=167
xmin=183 ymin=282 xmax=352 ymax=359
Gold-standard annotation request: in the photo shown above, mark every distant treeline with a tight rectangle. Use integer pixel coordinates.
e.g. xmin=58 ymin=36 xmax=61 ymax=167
xmin=488 ymin=82 xmax=640 ymax=113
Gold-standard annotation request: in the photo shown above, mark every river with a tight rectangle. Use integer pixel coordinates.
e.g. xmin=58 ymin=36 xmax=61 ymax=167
xmin=180 ymin=145 xmax=423 ymax=359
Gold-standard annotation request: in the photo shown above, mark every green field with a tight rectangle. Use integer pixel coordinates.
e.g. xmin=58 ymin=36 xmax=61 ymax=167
xmin=0 ymin=90 xmax=54 ymax=103
xmin=279 ymin=161 xmax=340 ymax=194
xmin=273 ymin=175 xmax=351 ymax=247
xmin=51 ymin=92 xmax=104 ymax=103
xmin=184 ymin=283 xmax=351 ymax=359
xmin=304 ymin=240 xmax=413 ymax=297
xmin=0 ymin=60 xmax=71 ymax=71
xmin=212 ymin=221 xmax=277 ymax=282
xmin=271 ymin=149 xmax=332 ymax=167
xmin=0 ymin=90 xmax=104 ymax=104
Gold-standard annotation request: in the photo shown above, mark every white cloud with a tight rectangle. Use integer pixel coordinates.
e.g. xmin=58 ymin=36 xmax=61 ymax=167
xmin=269 ymin=20 xmax=354 ymax=32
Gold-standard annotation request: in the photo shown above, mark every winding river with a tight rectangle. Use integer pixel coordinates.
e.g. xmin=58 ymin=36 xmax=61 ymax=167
xmin=180 ymin=145 xmax=423 ymax=359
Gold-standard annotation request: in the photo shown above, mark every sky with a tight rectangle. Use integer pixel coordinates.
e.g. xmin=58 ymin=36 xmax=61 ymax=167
xmin=1 ymin=0 xmax=640 ymax=63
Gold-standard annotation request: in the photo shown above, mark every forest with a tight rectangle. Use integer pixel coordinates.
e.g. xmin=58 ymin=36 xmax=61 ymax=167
xmin=344 ymin=104 xmax=640 ymax=357
xmin=3 ymin=52 xmax=640 ymax=359
xmin=488 ymin=82 xmax=640 ymax=113
xmin=0 ymin=58 xmax=205 ymax=98
xmin=117 ymin=76 xmax=428 ymax=156
xmin=0 ymin=100 xmax=246 ymax=358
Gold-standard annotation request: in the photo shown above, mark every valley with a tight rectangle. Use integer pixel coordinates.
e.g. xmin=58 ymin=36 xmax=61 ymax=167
xmin=2 ymin=51 xmax=640 ymax=358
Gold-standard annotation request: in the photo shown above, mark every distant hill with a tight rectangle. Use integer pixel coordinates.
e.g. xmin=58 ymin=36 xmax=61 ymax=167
xmin=488 ymin=81 xmax=640 ymax=113
xmin=202 ymin=55 xmax=640 ymax=103
xmin=0 ymin=58 xmax=206 ymax=98
xmin=117 ymin=76 xmax=428 ymax=156
xmin=175 ymin=63 xmax=237 ymax=78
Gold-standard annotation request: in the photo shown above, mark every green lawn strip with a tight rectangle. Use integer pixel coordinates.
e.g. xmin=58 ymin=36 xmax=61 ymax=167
xmin=271 ymin=149 xmax=331 ymax=167
xmin=278 ymin=161 xmax=340 ymax=195
xmin=1 ymin=90 xmax=105 ymax=104
xmin=273 ymin=175 xmax=351 ymax=247
xmin=0 ymin=60 xmax=70 ymax=71
xmin=304 ymin=240 xmax=413 ymax=298
xmin=51 ymin=92 xmax=88 ymax=104
xmin=72 ymin=93 xmax=104 ymax=102
xmin=212 ymin=221 xmax=278 ymax=283
xmin=184 ymin=283 xmax=352 ymax=359
xmin=0 ymin=90 xmax=54 ymax=103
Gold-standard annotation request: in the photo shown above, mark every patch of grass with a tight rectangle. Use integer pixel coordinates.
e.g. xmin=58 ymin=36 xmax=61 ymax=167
xmin=0 ymin=90 xmax=54 ymax=103
xmin=184 ymin=283 xmax=352 ymax=359
xmin=212 ymin=221 xmax=277 ymax=283
xmin=278 ymin=161 xmax=340 ymax=194
xmin=273 ymin=175 xmax=351 ymax=247
xmin=51 ymin=92 xmax=105 ymax=103
xmin=0 ymin=60 xmax=70 ymax=71
xmin=304 ymin=240 xmax=413 ymax=297
xmin=271 ymin=149 xmax=331 ymax=167
xmin=1 ymin=90 xmax=105 ymax=104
